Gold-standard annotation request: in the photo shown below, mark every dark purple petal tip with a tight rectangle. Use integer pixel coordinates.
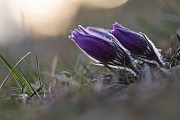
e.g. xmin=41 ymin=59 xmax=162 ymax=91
xmin=113 ymin=22 xmax=123 ymax=29
xmin=78 ymin=25 xmax=89 ymax=34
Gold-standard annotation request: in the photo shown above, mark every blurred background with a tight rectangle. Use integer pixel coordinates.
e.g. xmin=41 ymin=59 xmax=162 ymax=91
xmin=0 ymin=0 xmax=180 ymax=80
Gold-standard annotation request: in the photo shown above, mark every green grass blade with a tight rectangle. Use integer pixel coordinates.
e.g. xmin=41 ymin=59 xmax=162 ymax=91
xmin=36 ymin=56 xmax=42 ymax=86
xmin=0 ymin=53 xmax=35 ymax=95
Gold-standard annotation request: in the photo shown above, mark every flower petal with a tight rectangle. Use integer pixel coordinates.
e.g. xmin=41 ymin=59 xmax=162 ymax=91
xmin=70 ymin=28 xmax=115 ymax=63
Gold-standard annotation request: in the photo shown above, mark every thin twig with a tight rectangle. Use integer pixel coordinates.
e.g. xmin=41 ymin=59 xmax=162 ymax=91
xmin=169 ymin=47 xmax=180 ymax=64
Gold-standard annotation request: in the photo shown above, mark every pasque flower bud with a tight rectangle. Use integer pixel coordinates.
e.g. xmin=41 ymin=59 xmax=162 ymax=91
xmin=69 ymin=25 xmax=136 ymax=69
xmin=109 ymin=22 xmax=164 ymax=65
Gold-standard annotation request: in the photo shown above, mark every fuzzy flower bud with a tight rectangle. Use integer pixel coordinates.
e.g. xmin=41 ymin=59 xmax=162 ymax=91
xmin=109 ymin=22 xmax=164 ymax=65
xmin=69 ymin=25 xmax=136 ymax=69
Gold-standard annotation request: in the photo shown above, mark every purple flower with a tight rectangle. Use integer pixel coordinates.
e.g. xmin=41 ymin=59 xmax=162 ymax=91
xmin=69 ymin=25 xmax=135 ymax=68
xmin=109 ymin=22 xmax=164 ymax=65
